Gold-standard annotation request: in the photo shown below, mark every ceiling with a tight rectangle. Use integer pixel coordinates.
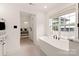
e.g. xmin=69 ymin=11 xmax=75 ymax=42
xmin=20 ymin=3 xmax=75 ymax=21
xmin=24 ymin=3 xmax=74 ymax=13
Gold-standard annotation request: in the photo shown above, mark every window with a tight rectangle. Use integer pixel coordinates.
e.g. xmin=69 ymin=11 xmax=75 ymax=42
xmin=60 ymin=12 xmax=76 ymax=32
xmin=50 ymin=12 xmax=76 ymax=32
xmin=52 ymin=18 xmax=59 ymax=31
xmin=49 ymin=12 xmax=76 ymax=39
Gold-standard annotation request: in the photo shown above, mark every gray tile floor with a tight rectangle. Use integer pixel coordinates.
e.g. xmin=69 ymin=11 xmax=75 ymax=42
xmin=7 ymin=35 xmax=79 ymax=56
xmin=8 ymin=36 xmax=46 ymax=56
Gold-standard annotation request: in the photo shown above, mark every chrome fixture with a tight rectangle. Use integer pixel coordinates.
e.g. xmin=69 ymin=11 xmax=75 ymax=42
xmin=53 ymin=35 xmax=60 ymax=40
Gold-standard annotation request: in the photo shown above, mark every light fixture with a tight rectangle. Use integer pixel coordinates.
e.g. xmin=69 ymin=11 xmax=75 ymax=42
xmin=28 ymin=3 xmax=34 ymax=6
xmin=44 ymin=6 xmax=47 ymax=8
xmin=24 ymin=22 xmax=28 ymax=25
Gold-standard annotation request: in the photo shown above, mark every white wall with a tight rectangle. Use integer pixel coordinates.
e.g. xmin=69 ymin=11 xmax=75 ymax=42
xmin=0 ymin=4 xmax=21 ymax=54
xmin=28 ymin=15 xmax=35 ymax=40
xmin=33 ymin=13 xmax=46 ymax=45
xmin=75 ymin=4 xmax=78 ymax=40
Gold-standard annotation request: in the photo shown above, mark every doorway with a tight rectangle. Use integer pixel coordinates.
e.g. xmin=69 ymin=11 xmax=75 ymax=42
xmin=20 ymin=11 xmax=34 ymax=45
xmin=18 ymin=11 xmax=46 ymax=56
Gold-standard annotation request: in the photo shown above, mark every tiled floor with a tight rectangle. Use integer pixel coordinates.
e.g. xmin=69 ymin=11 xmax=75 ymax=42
xmin=8 ymin=36 xmax=46 ymax=56
xmin=7 ymin=35 xmax=79 ymax=56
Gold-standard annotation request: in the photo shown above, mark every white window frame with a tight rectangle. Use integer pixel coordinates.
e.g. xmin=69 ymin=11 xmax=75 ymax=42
xmin=48 ymin=4 xmax=78 ymax=40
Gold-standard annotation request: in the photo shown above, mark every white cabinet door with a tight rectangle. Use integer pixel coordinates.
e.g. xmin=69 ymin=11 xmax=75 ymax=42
xmin=0 ymin=42 xmax=2 ymax=56
xmin=0 ymin=41 xmax=7 ymax=56
xmin=3 ymin=41 xmax=7 ymax=56
xmin=0 ymin=37 xmax=7 ymax=56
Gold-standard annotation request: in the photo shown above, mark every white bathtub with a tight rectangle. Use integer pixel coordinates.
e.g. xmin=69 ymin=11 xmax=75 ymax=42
xmin=39 ymin=36 xmax=69 ymax=51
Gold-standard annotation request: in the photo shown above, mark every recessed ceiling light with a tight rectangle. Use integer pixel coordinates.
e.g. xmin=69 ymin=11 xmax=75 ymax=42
xmin=44 ymin=6 xmax=47 ymax=8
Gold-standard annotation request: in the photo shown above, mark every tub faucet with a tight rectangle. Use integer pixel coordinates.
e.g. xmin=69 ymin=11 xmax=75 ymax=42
xmin=53 ymin=35 xmax=57 ymax=39
xmin=53 ymin=35 xmax=60 ymax=40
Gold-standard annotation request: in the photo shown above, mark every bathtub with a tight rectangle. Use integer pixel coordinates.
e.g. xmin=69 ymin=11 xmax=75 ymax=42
xmin=39 ymin=36 xmax=69 ymax=51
